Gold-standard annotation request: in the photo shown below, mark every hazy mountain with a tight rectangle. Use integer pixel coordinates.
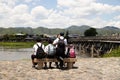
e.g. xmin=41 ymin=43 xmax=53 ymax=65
xmin=0 ymin=27 xmax=65 ymax=35
xmin=67 ymin=25 xmax=90 ymax=30
xmin=66 ymin=25 xmax=91 ymax=35
xmin=97 ymin=26 xmax=120 ymax=36
xmin=0 ymin=27 xmax=34 ymax=35
xmin=33 ymin=27 xmax=65 ymax=35
xmin=103 ymin=26 xmax=119 ymax=30
xmin=0 ymin=26 xmax=120 ymax=36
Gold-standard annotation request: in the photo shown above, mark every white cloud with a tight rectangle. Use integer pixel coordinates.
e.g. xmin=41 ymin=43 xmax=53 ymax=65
xmin=0 ymin=0 xmax=17 ymax=8
xmin=34 ymin=10 xmax=71 ymax=28
xmin=106 ymin=21 xmax=120 ymax=27
xmin=0 ymin=4 xmax=12 ymax=16
xmin=9 ymin=4 xmax=32 ymax=27
xmin=31 ymin=6 xmax=51 ymax=20
xmin=114 ymin=15 xmax=120 ymax=20
xmin=24 ymin=0 xmax=33 ymax=3
xmin=57 ymin=0 xmax=96 ymax=8
xmin=11 ymin=13 xmax=33 ymax=26
xmin=91 ymin=3 xmax=120 ymax=15
xmin=0 ymin=0 xmax=120 ymax=28
xmin=56 ymin=0 xmax=120 ymax=28
xmin=13 ymin=4 xmax=29 ymax=14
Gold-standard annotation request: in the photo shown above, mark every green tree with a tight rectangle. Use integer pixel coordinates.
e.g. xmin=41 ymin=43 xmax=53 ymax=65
xmin=3 ymin=34 xmax=9 ymax=41
xmin=84 ymin=28 xmax=98 ymax=36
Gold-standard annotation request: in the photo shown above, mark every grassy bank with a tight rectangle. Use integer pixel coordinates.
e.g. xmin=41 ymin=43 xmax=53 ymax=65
xmin=0 ymin=42 xmax=35 ymax=48
xmin=0 ymin=41 xmax=48 ymax=48
xmin=103 ymin=47 xmax=120 ymax=57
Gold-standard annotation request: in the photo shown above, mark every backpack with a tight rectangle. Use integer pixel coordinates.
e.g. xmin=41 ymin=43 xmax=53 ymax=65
xmin=56 ymin=38 xmax=66 ymax=57
xmin=69 ymin=46 xmax=76 ymax=58
xmin=57 ymin=38 xmax=65 ymax=48
xmin=36 ymin=44 xmax=46 ymax=59
xmin=48 ymin=44 xmax=55 ymax=55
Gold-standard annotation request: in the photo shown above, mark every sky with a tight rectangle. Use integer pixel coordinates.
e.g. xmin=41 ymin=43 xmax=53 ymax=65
xmin=0 ymin=0 xmax=120 ymax=29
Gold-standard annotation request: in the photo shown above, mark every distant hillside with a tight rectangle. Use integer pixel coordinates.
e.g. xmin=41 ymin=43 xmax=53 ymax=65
xmin=0 ymin=26 xmax=120 ymax=36
xmin=33 ymin=27 xmax=65 ymax=35
xmin=66 ymin=25 xmax=91 ymax=35
xmin=0 ymin=27 xmax=34 ymax=34
xmin=0 ymin=27 xmax=65 ymax=35
xmin=103 ymin=26 xmax=119 ymax=30
xmin=96 ymin=26 xmax=120 ymax=36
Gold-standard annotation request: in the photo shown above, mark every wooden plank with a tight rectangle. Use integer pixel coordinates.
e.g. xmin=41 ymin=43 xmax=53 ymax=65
xmin=37 ymin=61 xmax=43 ymax=70
xmin=64 ymin=58 xmax=77 ymax=62
xmin=64 ymin=58 xmax=77 ymax=69
xmin=37 ymin=58 xmax=59 ymax=62
xmin=67 ymin=62 xmax=73 ymax=69
xmin=34 ymin=58 xmax=77 ymax=63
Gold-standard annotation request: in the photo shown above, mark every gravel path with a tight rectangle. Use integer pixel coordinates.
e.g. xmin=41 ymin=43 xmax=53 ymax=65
xmin=0 ymin=57 xmax=120 ymax=80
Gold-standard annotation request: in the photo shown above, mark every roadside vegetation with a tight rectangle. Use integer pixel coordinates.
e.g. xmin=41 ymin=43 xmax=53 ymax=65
xmin=103 ymin=47 xmax=120 ymax=57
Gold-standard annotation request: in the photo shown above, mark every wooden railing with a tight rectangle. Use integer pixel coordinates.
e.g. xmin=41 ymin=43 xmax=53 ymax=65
xmin=69 ymin=36 xmax=120 ymax=43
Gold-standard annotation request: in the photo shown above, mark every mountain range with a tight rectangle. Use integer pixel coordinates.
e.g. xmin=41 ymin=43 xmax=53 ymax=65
xmin=0 ymin=25 xmax=120 ymax=36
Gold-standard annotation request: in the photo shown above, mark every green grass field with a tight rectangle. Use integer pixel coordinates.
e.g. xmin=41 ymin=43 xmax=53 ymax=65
xmin=0 ymin=41 xmax=48 ymax=48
